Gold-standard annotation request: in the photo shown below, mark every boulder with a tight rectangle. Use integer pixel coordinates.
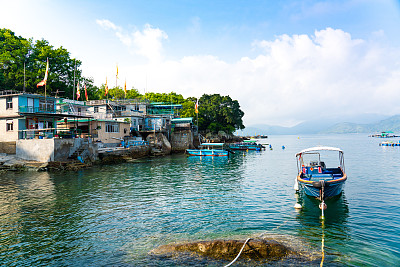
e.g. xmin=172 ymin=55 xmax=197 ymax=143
xmin=150 ymin=239 xmax=293 ymax=261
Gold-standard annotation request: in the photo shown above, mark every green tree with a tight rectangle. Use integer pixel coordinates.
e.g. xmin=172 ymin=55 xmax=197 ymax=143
xmin=197 ymin=94 xmax=245 ymax=134
xmin=0 ymin=28 xmax=31 ymax=90
xmin=180 ymin=97 xmax=196 ymax=119
xmin=108 ymin=86 xmax=125 ymax=99
xmin=126 ymin=87 xmax=142 ymax=99
xmin=0 ymin=28 xmax=90 ymax=99
xmin=143 ymin=92 xmax=185 ymax=104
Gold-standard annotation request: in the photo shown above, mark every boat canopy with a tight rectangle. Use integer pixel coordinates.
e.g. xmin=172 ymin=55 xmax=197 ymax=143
xmin=200 ymin=143 xmax=225 ymax=146
xmin=295 ymin=146 xmax=343 ymax=157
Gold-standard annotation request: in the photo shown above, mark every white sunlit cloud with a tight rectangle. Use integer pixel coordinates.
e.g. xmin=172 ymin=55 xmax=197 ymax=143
xmin=96 ymin=21 xmax=400 ymax=126
xmin=96 ymin=19 xmax=167 ymax=62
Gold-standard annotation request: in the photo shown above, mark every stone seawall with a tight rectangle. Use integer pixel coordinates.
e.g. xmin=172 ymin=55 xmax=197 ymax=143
xmin=98 ymin=145 xmax=151 ymax=164
xmin=171 ymin=130 xmax=193 ymax=153
xmin=0 ymin=141 xmax=16 ymax=154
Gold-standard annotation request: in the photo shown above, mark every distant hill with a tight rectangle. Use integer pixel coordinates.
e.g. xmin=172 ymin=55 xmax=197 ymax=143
xmin=322 ymin=115 xmax=400 ymax=134
xmin=239 ymin=114 xmax=400 ymax=135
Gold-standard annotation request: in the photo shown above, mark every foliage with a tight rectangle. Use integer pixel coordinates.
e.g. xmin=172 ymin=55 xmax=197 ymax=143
xmin=0 ymin=28 xmax=95 ymax=98
xmin=180 ymin=97 xmax=196 ymax=119
xmin=143 ymin=92 xmax=185 ymax=104
xmin=197 ymin=94 xmax=245 ymax=134
xmin=0 ymin=28 xmax=31 ymax=90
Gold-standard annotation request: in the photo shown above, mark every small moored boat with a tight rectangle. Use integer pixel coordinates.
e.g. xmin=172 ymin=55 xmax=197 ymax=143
xmin=186 ymin=143 xmax=232 ymax=156
xmin=380 ymin=141 xmax=400 ymax=146
xmin=295 ymin=146 xmax=347 ymax=215
xmin=229 ymin=140 xmax=265 ymax=151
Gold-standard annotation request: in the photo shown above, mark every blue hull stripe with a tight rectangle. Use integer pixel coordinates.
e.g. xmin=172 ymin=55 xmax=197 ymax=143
xmin=300 ymin=181 xmax=345 ymax=198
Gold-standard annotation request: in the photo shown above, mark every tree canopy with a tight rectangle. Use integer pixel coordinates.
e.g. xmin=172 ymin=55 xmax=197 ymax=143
xmin=196 ymin=94 xmax=245 ymax=134
xmin=0 ymin=28 xmax=91 ymax=98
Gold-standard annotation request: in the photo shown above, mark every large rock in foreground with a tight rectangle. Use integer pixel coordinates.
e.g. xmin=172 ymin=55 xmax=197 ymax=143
xmin=150 ymin=239 xmax=293 ymax=261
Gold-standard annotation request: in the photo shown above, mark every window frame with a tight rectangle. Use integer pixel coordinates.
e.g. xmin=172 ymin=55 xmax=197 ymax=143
xmin=6 ymin=119 xmax=14 ymax=131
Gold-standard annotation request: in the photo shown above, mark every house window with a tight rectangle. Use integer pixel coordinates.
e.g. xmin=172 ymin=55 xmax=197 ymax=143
xmin=105 ymin=122 xmax=119 ymax=133
xmin=6 ymin=97 xmax=13 ymax=110
xmin=94 ymin=106 xmax=99 ymax=113
xmin=6 ymin=120 xmax=13 ymax=131
xmin=39 ymin=99 xmax=54 ymax=112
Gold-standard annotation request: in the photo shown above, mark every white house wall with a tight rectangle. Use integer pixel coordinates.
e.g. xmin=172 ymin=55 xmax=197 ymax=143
xmin=16 ymin=139 xmax=55 ymax=162
xmin=0 ymin=118 xmax=19 ymax=141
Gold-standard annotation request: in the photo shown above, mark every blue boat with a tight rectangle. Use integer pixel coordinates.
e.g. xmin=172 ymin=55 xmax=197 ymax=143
xmin=186 ymin=143 xmax=231 ymax=156
xmin=295 ymin=147 xmax=347 ymax=210
xmin=228 ymin=140 xmax=266 ymax=151
xmin=380 ymin=140 xmax=400 ymax=146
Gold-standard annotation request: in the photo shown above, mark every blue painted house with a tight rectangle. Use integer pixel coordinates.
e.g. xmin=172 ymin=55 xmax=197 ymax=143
xmin=0 ymin=90 xmax=61 ymax=141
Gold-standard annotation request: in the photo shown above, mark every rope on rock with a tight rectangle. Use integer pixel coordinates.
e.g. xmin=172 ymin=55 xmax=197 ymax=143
xmin=224 ymin=219 xmax=290 ymax=266
xmin=223 ymin=238 xmax=252 ymax=267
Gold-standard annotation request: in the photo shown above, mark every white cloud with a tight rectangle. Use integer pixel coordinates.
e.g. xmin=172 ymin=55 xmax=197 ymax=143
xmin=92 ymin=22 xmax=400 ymax=126
xmin=96 ymin=20 xmax=167 ymax=62
xmin=132 ymin=24 xmax=168 ymax=62
xmin=96 ymin=19 xmax=121 ymax=32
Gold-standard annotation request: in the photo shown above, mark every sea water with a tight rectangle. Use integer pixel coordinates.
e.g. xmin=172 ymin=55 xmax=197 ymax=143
xmin=0 ymin=134 xmax=399 ymax=266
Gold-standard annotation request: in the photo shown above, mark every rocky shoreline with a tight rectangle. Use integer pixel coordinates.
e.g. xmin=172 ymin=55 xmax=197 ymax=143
xmin=0 ymin=132 xmax=246 ymax=172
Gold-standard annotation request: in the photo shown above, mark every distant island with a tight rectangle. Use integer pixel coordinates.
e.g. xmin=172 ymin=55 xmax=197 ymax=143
xmin=239 ymin=115 xmax=400 ymax=135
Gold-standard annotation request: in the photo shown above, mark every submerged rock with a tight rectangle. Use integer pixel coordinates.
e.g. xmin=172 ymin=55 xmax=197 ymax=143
xmin=150 ymin=239 xmax=293 ymax=262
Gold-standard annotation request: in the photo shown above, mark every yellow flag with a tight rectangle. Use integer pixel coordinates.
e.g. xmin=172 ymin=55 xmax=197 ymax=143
xmin=76 ymin=82 xmax=80 ymax=100
xmin=116 ymin=64 xmax=119 ymax=79
xmin=105 ymin=77 xmax=109 ymax=96
xmin=124 ymin=79 xmax=127 ymax=97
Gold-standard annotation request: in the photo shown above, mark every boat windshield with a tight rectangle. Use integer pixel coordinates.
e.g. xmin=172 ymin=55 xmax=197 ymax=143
xmin=297 ymin=150 xmax=344 ymax=172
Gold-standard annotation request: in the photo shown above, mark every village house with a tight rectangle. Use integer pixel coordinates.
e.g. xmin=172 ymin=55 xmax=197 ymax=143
xmin=0 ymin=90 xmax=61 ymax=142
xmin=0 ymin=90 xmax=99 ymax=162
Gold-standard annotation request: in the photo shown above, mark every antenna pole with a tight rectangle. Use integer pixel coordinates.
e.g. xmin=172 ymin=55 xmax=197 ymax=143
xmin=73 ymin=59 xmax=76 ymax=100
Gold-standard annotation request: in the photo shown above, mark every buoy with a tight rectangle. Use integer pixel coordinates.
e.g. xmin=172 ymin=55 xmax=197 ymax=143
xmin=319 ymin=202 xmax=327 ymax=210
xmin=293 ymin=179 xmax=299 ymax=191
xmin=282 ymin=145 xmax=285 ymax=149
xmin=294 ymin=203 xmax=302 ymax=209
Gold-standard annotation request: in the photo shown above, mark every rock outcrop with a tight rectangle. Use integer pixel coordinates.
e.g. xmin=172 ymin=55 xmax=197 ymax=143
xmin=150 ymin=239 xmax=293 ymax=262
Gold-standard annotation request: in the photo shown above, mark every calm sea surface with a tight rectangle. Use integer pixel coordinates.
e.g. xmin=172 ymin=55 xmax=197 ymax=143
xmin=0 ymin=134 xmax=399 ymax=266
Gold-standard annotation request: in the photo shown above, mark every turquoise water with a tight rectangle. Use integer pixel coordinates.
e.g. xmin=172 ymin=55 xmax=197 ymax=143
xmin=0 ymin=134 xmax=399 ymax=266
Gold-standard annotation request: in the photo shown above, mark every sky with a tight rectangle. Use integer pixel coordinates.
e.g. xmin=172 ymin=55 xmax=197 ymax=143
xmin=1 ymin=0 xmax=400 ymax=127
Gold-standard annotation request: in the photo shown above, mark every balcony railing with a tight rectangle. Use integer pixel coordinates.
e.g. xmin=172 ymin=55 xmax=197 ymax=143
xmin=19 ymin=106 xmax=56 ymax=114
xmin=19 ymin=128 xmax=96 ymax=139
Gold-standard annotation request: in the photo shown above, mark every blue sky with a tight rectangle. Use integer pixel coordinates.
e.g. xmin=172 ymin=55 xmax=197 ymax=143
xmin=1 ymin=0 xmax=400 ymax=126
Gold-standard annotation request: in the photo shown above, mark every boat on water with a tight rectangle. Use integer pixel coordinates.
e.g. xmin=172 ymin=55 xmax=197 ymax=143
xmin=380 ymin=140 xmax=400 ymax=146
xmin=370 ymin=131 xmax=400 ymax=138
xmin=228 ymin=140 xmax=266 ymax=151
xmin=295 ymin=146 xmax=347 ymax=213
xmin=186 ymin=143 xmax=232 ymax=156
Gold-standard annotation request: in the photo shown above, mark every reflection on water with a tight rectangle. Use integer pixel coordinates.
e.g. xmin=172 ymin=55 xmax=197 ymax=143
xmin=295 ymin=193 xmax=350 ymax=264
xmin=0 ymin=172 xmax=58 ymax=266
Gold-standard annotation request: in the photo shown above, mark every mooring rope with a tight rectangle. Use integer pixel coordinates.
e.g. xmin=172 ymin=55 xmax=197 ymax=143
xmin=224 ymin=219 xmax=290 ymax=267
xmin=320 ymin=221 xmax=325 ymax=267
xmin=223 ymin=237 xmax=252 ymax=267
